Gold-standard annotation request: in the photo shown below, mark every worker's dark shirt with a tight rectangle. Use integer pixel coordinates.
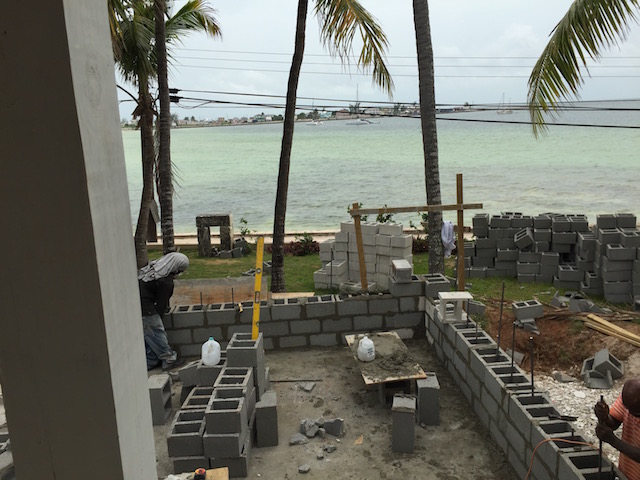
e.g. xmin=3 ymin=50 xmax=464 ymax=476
xmin=139 ymin=276 xmax=174 ymax=319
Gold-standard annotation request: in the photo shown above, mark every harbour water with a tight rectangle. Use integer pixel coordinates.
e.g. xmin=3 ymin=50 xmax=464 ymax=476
xmin=122 ymin=102 xmax=639 ymax=234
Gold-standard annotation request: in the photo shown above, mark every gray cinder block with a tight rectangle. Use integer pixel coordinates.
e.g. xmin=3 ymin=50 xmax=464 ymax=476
xmin=148 ymin=373 xmax=172 ymax=426
xmin=392 ymin=394 xmax=416 ymax=453
xmin=593 ymin=348 xmax=624 ymax=379
xmin=417 ymin=374 xmax=440 ymax=426
xmin=166 ymin=409 xmax=206 ymax=457
xmin=227 ymin=332 xmax=265 ymax=368
xmin=514 ymin=228 xmax=534 ymax=250
xmin=205 ymin=397 xmax=248 ymax=436
xmin=255 ymin=390 xmax=278 ymax=447
xmin=391 ymin=259 xmax=413 ymax=282
xmin=178 ymin=360 xmax=199 ymax=388
xmin=197 ymin=354 xmax=227 ymax=386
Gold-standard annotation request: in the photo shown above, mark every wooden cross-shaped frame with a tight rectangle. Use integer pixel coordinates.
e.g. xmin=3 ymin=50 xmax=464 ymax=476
xmin=349 ymin=174 xmax=483 ymax=292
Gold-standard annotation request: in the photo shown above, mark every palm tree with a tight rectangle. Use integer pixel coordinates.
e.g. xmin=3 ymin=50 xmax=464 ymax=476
xmin=528 ymin=0 xmax=639 ymax=136
xmin=155 ymin=0 xmax=174 ymax=254
xmin=270 ymin=0 xmax=394 ymax=292
xmin=112 ymin=0 xmax=220 ymax=267
xmin=412 ymin=0 xmax=444 ymax=274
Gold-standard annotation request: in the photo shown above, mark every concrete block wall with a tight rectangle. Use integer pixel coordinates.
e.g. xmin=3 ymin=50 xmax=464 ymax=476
xmin=164 ymin=293 xmax=426 ymax=356
xmin=469 ymin=212 xmax=639 ymax=304
xmin=314 ymin=221 xmax=412 ymax=292
xmin=424 ymin=298 xmax=627 ymax=480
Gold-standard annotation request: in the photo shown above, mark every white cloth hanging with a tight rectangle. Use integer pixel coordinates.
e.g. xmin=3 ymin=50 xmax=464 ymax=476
xmin=441 ymin=221 xmax=456 ymax=257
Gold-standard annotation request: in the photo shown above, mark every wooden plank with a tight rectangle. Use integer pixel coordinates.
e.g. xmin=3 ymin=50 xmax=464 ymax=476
xmin=345 ymin=332 xmax=427 ymax=385
xmin=586 ymin=314 xmax=640 ymax=342
xmin=352 ymin=202 xmax=368 ymax=290
xmin=350 ymin=202 xmax=483 ymax=216
xmin=583 ymin=321 xmax=640 ymax=348
xmin=206 ymin=467 xmax=230 ymax=480
xmin=456 ymin=174 xmax=466 ymax=292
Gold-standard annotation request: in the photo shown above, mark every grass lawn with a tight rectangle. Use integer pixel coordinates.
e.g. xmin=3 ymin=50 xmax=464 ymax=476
xmin=152 ymin=248 xmax=567 ymax=304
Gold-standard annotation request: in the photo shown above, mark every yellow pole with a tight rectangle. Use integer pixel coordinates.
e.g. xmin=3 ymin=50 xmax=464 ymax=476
xmin=252 ymin=237 xmax=264 ymax=340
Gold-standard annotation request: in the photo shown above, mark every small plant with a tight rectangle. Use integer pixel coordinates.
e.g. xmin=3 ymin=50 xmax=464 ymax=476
xmin=239 ymin=217 xmax=256 ymax=238
xmin=376 ymin=204 xmax=394 ymax=223
xmin=347 ymin=203 xmax=367 ymax=222
xmin=288 ymin=232 xmax=319 ymax=256
xmin=412 ymin=235 xmax=429 ymax=253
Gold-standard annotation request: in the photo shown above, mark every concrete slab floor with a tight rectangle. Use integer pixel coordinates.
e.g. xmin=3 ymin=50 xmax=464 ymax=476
xmin=152 ymin=339 xmax=518 ymax=479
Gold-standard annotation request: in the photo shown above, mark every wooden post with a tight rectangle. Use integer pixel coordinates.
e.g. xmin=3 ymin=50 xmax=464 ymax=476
xmin=456 ymin=174 xmax=466 ymax=291
xmin=352 ymin=202 xmax=368 ymax=290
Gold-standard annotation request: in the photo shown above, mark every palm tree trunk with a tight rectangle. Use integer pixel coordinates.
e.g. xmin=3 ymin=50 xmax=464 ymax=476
xmin=155 ymin=0 xmax=175 ymax=254
xmin=413 ymin=0 xmax=444 ymax=274
xmin=271 ymin=0 xmax=308 ymax=293
xmin=133 ymin=88 xmax=156 ymax=268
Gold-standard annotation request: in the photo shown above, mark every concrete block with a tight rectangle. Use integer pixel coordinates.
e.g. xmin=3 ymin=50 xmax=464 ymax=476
xmin=148 ymin=373 xmax=172 ymax=426
xmin=511 ymin=215 xmax=533 ymax=228
xmin=558 ymin=265 xmax=582 ymax=282
xmin=416 ymin=374 xmax=439 ymax=426
xmin=305 ymin=295 xmax=336 ymax=317
xmin=568 ymin=215 xmax=589 ymax=232
xmin=203 ymin=428 xmax=248 ymax=459
xmin=340 ymin=220 xmax=355 ymax=233
xmin=310 ymin=333 xmax=339 ymax=347
xmin=552 ymin=231 xmax=577 ymax=245
xmin=378 ymin=223 xmax=403 ymax=236
xmin=616 ymin=213 xmax=637 ymax=228
xmin=593 ymin=348 xmax=624 ymax=379
xmin=390 ymin=234 xmax=412 ymax=248
xmin=167 ymin=409 xmax=206 ymax=457
xmin=597 ymin=227 xmax=621 ymax=245
xmin=424 ymin=274 xmax=451 ymax=299
xmin=392 ymin=394 xmax=416 ymax=453
xmin=368 ymin=297 xmax=399 ymax=314
xmin=391 ymin=259 xmax=413 ymax=282
xmin=596 ymin=214 xmax=616 ymax=229
xmin=205 ymin=397 xmax=248 ymax=436
xmin=197 ymin=356 xmax=228 ymax=387
xmin=511 ymin=300 xmax=543 ymax=320
xmin=389 ymin=275 xmax=423 ymax=297
xmin=473 ymin=213 xmax=489 ymax=229
xmin=517 ymin=262 xmax=539 ymax=275
xmin=172 ymin=456 xmax=208 ymax=474
xmin=270 ymin=299 xmax=302 ymax=320
xmin=254 ymin=390 xmax=278 ymax=447
xmin=551 ymin=216 xmax=571 ymax=232
xmin=514 ymin=228 xmax=534 ymax=250
xmin=171 ymin=304 xmax=206 ymax=328
xmin=209 ymin=436 xmax=251 ymax=478
xmin=490 ymin=215 xmax=511 ymax=228
xmin=227 ymin=333 xmax=265 ymax=368
xmin=607 ymin=243 xmax=636 ymax=261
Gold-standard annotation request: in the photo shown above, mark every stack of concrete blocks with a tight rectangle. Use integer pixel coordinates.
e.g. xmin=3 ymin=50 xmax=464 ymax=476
xmin=313 ymin=221 xmax=413 ymax=292
xmin=148 ymin=373 xmax=173 ymax=426
xmin=511 ymin=300 xmax=544 ymax=333
xmin=581 ymin=348 xmax=624 ymax=389
xmin=391 ymin=394 xmax=416 ymax=454
xmin=593 ymin=214 xmax=638 ymax=304
xmin=167 ymin=333 xmax=273 ymax=477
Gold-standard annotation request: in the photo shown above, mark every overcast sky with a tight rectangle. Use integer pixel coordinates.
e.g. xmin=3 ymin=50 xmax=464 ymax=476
xmin=116 ymin=0 xmax=640 ymax=120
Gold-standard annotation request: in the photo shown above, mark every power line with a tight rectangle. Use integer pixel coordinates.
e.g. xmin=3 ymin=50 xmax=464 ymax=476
xmin=174 ymin=54 xmax=640 ymax=69
xmin=173 ymin=47 xmax=640 ymax=61
xmin=172 ymin=62 xmax=640 ymax=78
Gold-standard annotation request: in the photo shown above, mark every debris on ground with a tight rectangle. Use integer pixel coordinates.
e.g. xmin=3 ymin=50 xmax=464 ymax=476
xmin=297 ymin=382 xmax=316 ymax=392
xmin=289 ymin=433 xmax=309 ymax=446
xmin=298 ymin=464 xmax=311 ymax=474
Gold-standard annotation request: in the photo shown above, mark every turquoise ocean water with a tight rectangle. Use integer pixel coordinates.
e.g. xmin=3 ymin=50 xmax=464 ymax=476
xmin=122 ymin=102 xmax=639 ymax=234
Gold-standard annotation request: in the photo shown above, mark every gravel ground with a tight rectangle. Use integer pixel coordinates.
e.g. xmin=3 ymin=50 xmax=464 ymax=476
xmin=536 ymin=373 xmax=623 ymax=466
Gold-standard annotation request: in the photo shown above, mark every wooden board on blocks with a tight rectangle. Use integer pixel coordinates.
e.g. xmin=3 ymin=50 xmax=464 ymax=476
xmin=206 ymin=467 xmax=229 ymax=480
xmin=345 ymin=331 xmax=427 ymax=385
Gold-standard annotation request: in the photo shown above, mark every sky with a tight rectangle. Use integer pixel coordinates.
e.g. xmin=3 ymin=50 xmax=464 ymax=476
xmin=116 ymin=0 xmax=640 ymax=120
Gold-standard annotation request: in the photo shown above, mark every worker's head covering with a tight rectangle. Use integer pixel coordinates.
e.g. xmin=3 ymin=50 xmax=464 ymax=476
xmin=138 ymin=252 xmax=189 ymax=282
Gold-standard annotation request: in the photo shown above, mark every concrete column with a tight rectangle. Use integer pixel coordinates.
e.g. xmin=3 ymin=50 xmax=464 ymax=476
xmin=0 ymin=1 xmax=156 ymax=479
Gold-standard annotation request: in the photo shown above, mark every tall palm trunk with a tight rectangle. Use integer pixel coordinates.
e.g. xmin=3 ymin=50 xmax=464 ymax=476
xmin=271 ymin=0 xmax=308 ymax=292
xmin=133 ymin=85 xmax=156 ymax=268
xmin=155 ymin=0 xmax=175 ymax=254
xmin=413 ymin=0 xmax=444 ymax=274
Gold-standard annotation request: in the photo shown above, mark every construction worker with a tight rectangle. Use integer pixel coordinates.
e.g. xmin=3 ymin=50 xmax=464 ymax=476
xmin=595 ymin=379 xmax=640 ymax=480
xmin=138 ymin=252 xmax=188 ymax=370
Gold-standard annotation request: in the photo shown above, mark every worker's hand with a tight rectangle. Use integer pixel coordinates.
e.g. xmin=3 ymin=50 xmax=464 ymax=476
xmin=596 ymin=423 xmax=616 ymax=444
xmin=594 ymin=399 xmax=610 ymax=423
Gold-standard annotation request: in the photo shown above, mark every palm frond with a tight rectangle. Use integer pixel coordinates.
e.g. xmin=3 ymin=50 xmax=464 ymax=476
xmin=528 ymin=0 xmax=639 ymax=136
xmin=314 ymin=0 xmax=394 ymax=95
xmin=166 ymin=0 xmax=222 ymax=40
